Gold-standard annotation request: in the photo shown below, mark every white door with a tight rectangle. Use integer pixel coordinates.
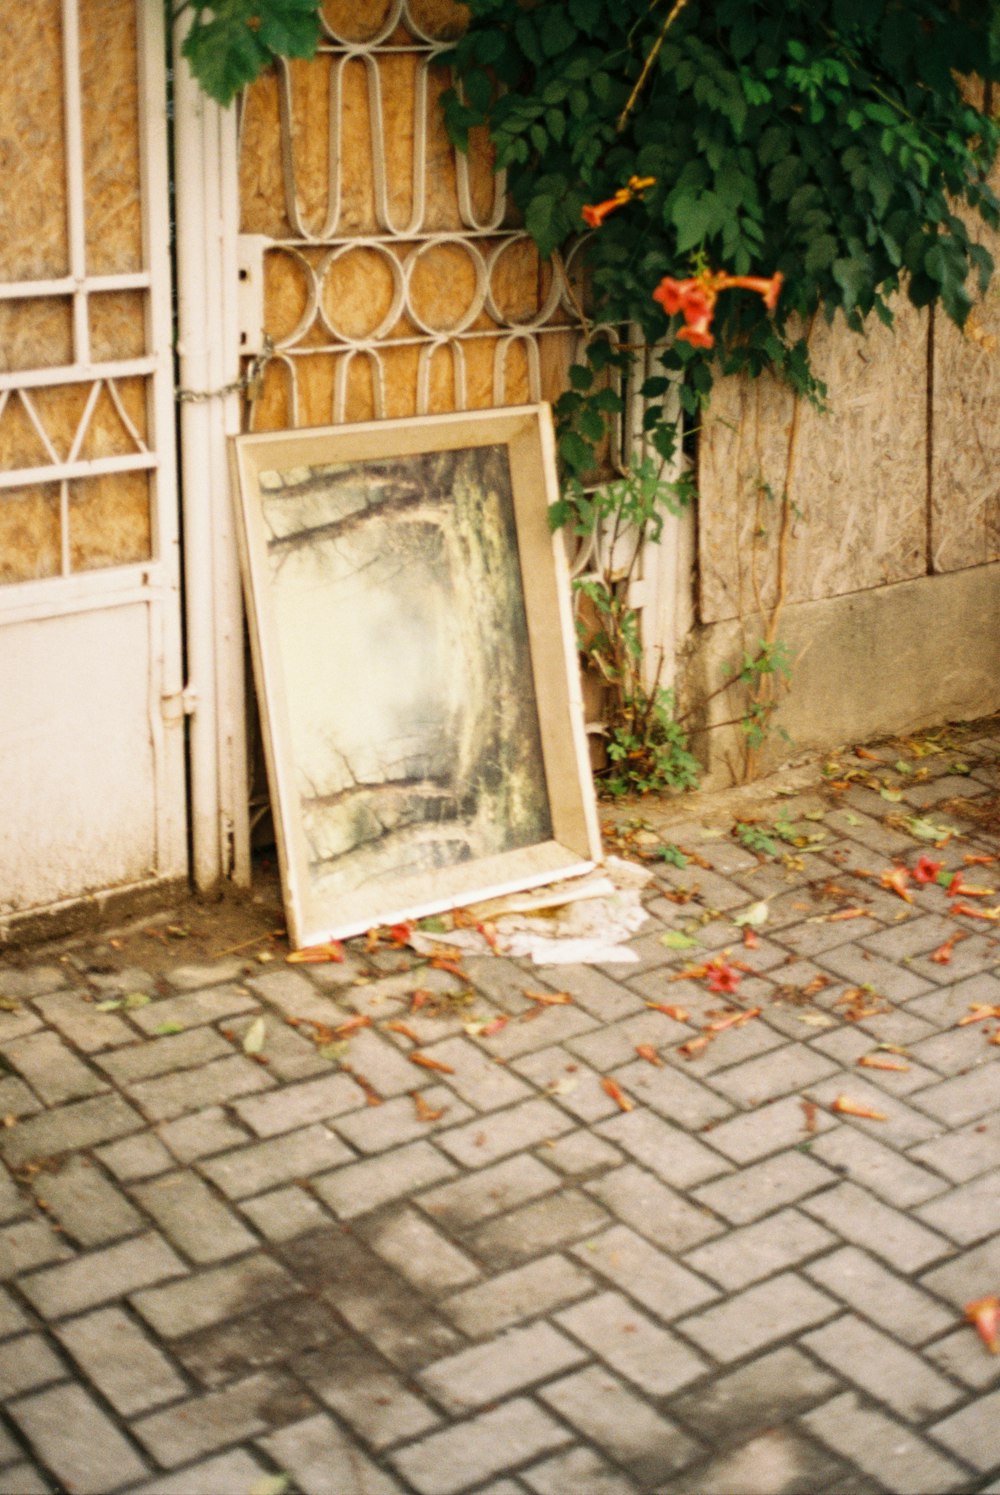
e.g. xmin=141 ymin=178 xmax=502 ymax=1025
xmin=0 ymin=0 xmax=186 ymax=935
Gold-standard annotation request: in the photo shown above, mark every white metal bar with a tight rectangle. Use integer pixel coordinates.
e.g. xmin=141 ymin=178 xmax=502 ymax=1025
xmin=0 ymin=452 xmax=157 ymax=490
xmin=60 ymin=0 xmax=90 ymax=365
xmin=0 ymin=273 xmax=151 ymax=299
xmin=0 ymin=357 xmax=158 ymax=393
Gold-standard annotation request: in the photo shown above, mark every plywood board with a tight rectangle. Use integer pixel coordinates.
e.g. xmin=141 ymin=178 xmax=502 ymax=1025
xmin=80 ymin=0 xmax=142 ymax=274
xmin=697 ymin=305 xmax=929 ymax=623
xmin=0 ymin=0 xmax=68 ymax=280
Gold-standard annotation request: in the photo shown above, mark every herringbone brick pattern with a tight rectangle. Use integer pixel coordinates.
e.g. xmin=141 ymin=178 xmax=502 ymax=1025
xmin=2 ymin=723 xmax=1000 ymax=1494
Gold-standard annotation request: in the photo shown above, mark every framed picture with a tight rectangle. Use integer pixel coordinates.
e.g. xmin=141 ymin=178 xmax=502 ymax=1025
xmin=230 ymin=404 xmax=602 ymax=947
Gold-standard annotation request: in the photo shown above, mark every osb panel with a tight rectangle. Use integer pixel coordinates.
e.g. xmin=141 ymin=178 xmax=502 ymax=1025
xmin=321 ymin=0 xmax=395 ymax=43
xmin=697 ymin=305 xmax=929 ymax=623
xmin=930 ymin=135 xmax=1000 ymax=570
xmin=89 ymin=292 xmax=147 ymax=361
xmin=0 ymin=394 xmax=56 ymax=469
xmin=27 ymin=383 xmax=92 ymax=460
xmin=0 ymin=488 xmax=61 ymax=584
xmin=405 ymin=0 xmax=468 ymax=41
xmin=0 ymin=300 xmax=73 ymax=374
xmin=76 ymin=378 xmax=148 ymax=459
xmin=69 ymin=471 xmax=151 ymax=571
xmin=0 ymin=0 xmax=69 ymax=280
xmin=239 ymin=72 xmax=288 ymax=239
xmin=319 ymin=248 xmax=397 ymax=340
xmin=80 ymin=0 xmax=142 ymax=274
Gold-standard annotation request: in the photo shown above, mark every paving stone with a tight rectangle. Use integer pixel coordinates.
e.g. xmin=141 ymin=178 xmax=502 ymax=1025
xmin=0 ymin=1462 xmax=53 ymax=1493
xmin=245 ymin=968 xmax=359 ymax=1025
xmin=539 ymin=1129 xmax=622 ymax=1176
xmin=441 ymin=1253 xmax=595 ymax=1336
xmin=677 ymin=1270 xmax=839 ymax=1362
xmin=905 ymin=971 xmax=1000 ymax=1029
xmin=156 ymin=1106 xmax=251 ymax=1163
xmin=0 ymin=1166 xmax=30 ymax=1224
xmin=700 ymin=1092 xmax=837 ymax=1164
xmin=925 ymin=1327 xmax=1000 ymax=1391
xmin=916 ymin=1170 xmax=1000 ymax=1246
xmin=418 ymin=1154 xmax=560 ymax=1232
xmin=278 ymin=1226 xmax=462 ymax=1371
xmin=0 ymin=1008 xmax=43 ymax=1043
xmin=683 ymin=1207 xmax=835 ymax=1291
xmin=509 ymin=1048 xmax=629 ymax=1125
xmin=299 ymin=1340 xmax=440 ymax=1449
xmin=556 ymin=1288 xmax=707 ymax=1395
xmin=538 ymin=964 xmax=647 ymax=1022
xmin=33 ymin=990 xmax=135 ymax=1052
xmin=804 ymin=1391 xmax=968 ymax=1492
xmin=469 ymin=1188 xmax=611 ymax=1268
xmin=806 ymin=1075 xmax=945 ymax=1149
xmin=359 ymin=1207 xmax=480 ymax=1293
xmin=805 ymin=1245 xmax=954 ymax=1345
xmin=55 ymin=1307 xmax=187 ymax=1415
xmin=0 ymin=1219 xmax=72 ymax=1279
xmin=0 ymin=1333 xmax=64 ymax=1397
xmin=670 ymin=1345 xmax=838 ymax=1441
xmin=19 ymin=1232 xmax=185 ymax=1319
xmin=920 ymin=1235 xmax=1000 ymax=1309
xmin=0 ymin=1093 xmax=144 ymax=1166
xmin=398 ymin=1034 xmax=534 ymax=1111
xmin=803 ymin=1314 xmax=960 ymax=1419
xmin=802 ymin=1181 xmax=952 ymax=1273
xmin=95 ymin=1027 xmax=232 ymax=1085
xmin=131 ymin=1171 xmax=257 ymax=1262
xmin=198 ymin=1124 xmax=354 ymax=1200
xmin=226 ymin=1011 xmax=339 ymax=1082
xmin=564 ymin=1008 xmax=696 ymax=1073
xmin=0 ymin=967 xmax=66 ymax=999
xmin=808 ymin=1124 xmax=948 ymax=1208
xmin=9 ymin=1382 xmax=149 ymax=1493
xmin=815 ymin=945 xmax=934 ymax=1002
xmin=125 ymin=1449 xmax=270 ymax=1495
xmin=131 ymin=1253 xmax=299 ymax=1337
xmin=132 ymin=1369 xmax=313 ymax=1467
xmin=521 ymin=1445 xmax=640 ymax=1495
xmin=30 ymin=1156 xmax=143 ymax=1246
xmin=84 ymin=966 xmax=156 ymax=995
xmin=702 ymin=1041 xmax=840 ymax=1107
xmin=691 ymin=1150 xmax=835 ymax=1226
xmin=390 ymin=1396 xmax=570 ymax=1495
xmin=910 ymin=1113 xmax=1000 ymax=1184
xmin=909 ymin=1064 xmax=1000 ymax=1128
xmin=259 ymin=1411 xmax=404 ymax=1494
xmin=126 ymin=1054 xmax=275 ymax=1123
xmin=435 ymin=1097 xmax=574 ymax=1168
xmin=479 ymin=1001 xmax=599 ymax=1061
xmin=570 ymin=1222 xmax=718 ymax=1320
xmin=859 ymin=914 xmax=959 ymax=963
xmin=607 ymin=1058 xmax=738 ymax=1129
xmin=332 ymin=1085 xmax=472 ymax=1154
xmin=419 ymin=1320 xmax=588 ymax=1412
xmin=595 ymin=1107 xmax=731 ymax=1187
xmin=312 ymin=1138 xmax=454 ymax=1218
xmin=234 ymin=1071 xmax=367 ymax=1137
xmin=128 ymin=985 xmax=260 ymax=1035
xmin=173 ymin=1292 xmax=346 ymax=1389
xmin=0 ymin=1283 xmax=29 ymax=1338
xmin=95 ymin=1130 xmax=174 ymax=1180
xmin=907 ymin=1024 xmax=1000 ymax=1077
xmin=0 ymin=1422 xmax=22 ymax=1464
xmin=164 ymin=958 xmax=252 ymax=991
xmin=586 ymin=1162 xmax=723 ymax=1251
xmin=662 ymin=1426 xmax=861 ymax=1495
xmin=237 ymin=1184 xmax=331 ymax=1243
xmin=539 ymin=1367 xmax=700 ymax=1485
xmin=0 ymin=1075 xmax=42 ymax=1122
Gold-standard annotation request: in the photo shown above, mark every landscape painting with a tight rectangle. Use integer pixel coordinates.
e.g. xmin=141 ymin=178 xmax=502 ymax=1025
xmin=232 ymin=406 xmax=601 ymax=946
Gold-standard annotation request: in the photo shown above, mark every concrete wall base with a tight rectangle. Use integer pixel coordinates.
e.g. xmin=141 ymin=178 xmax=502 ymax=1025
xmin=682 ymin=562 xmax=1000 ymax=787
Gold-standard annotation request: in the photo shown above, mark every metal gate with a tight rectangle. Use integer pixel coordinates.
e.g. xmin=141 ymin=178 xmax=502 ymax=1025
xmin=0 ymin=0 xmax=186 ymax=934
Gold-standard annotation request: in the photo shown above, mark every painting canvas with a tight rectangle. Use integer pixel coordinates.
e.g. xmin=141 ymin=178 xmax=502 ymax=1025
xmin=231 ymin=405 xmax=601 ymax=946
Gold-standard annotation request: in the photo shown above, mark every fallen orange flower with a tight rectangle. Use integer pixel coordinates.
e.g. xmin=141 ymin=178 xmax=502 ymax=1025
xmin=677 ymin=1033 xmax=714 ymax=1059
xmin=386 ymin=1021 xmax=421 ymax=1044
xmin=331 ymin=1014 xmax=370 ymax=1038
xmin=913 ymin=855 xmax=944 ymax=884
xmin=929 ymin=933 xmax=966 ymax=965
xmin=409 ymin=1053 xmax=455 ymax=1074
xmin=411 ymin=1090 xmax=445 ymax=1123
xmin=479 ymin=1015 xmax=509 ymax=1037
xmin=825 ymin=908 xmax=868 ymax=922
xmin=964 ymin=854 xmax=997 ymax=867
xmin=951 ymin=903 xmax=1000 ymax=920
xmin=706 ymin=1006 xmax=761 ymax=1033
xmin=965 ymin=1295 xmax=1000 ymax=1354
xmin=524 ymin=990 xmax=573 ymax=1006
xmin=705 ymin=958 xmax=742 ymax=994
xmin=742 ymin=927 xmax=760 ymax=949
xmin=646 ymin=1002 xmax=690 ymax=1022
xmin=857 ymin=1054 xmax=910 ymax=1072
xmin=287 ymin=940 xmax=344 ymax=964
xmin=832 ymin=1096 xmax=888 ymax=1120
xmin=957 ymin=1004 xmax=1000 ymax=1026
xmin=635 ymin=1044 xmax=664 ymax=1066
xmin=345 ymin=1068 xmax=382 ymax=1106
xmin=601 ymin=1077 xmax=634 ymax=1112
xmin=880 ymin=867 xmax=913 ymax=903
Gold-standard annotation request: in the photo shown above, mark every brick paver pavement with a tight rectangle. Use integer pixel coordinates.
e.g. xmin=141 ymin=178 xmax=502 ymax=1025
xmin=2 ymin=720 xmax=1000 ymax=1493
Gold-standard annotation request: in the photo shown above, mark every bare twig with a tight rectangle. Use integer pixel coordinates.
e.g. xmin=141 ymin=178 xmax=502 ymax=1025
xmin=616 ymin=0 xmax=692 ymax=133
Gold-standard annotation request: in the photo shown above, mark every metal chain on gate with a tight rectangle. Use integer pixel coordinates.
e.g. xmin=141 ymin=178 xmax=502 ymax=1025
xmin=175 ymin=335 xmax=275 ymax=404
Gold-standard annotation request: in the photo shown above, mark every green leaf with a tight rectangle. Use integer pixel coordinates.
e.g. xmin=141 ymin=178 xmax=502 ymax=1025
xmin=540 ymin=8 xmax=577 ymax=58
xmin=660 ymin=930 xmax=699 ymax=949
xmin=95 ymin=999 xmax=123 ymax=1012
xmin=153 ymin=1023 xmax=185 ymax=1036
xmin=123 ymin=992 xmax=152 ymax=1010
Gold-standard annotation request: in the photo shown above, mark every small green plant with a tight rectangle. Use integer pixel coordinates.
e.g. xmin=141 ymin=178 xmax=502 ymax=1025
xmin=733 ymin=820 xmax=781 ymax=857
xmin=553 ymin=458 xmax=700 ymax=797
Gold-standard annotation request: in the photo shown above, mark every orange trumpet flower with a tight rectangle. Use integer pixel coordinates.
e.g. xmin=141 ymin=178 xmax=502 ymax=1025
xmin=965 ymin=1295 xmax=1000 ymax=1354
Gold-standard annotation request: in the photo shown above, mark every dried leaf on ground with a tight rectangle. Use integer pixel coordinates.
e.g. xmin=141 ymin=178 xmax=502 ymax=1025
xmin=635 ymin=1044 xmax=663 ymax=1066
xmin=965 ymin=1295 xmax=1000 ymax=1354
xmin=831 ymin=1096 xmax=888 ymax=1121
xmin=857 ymin=1053 xmax=909 ymax=1072
xmin=411 ymin=1090 xmax=445 ymax=1123
xmin=647 ymin=1002 xmax=689 ymax=1022
xmin=287 ymin=940 xmax=344 ymax=964
xmin=524 ymin=990 xmax=573 ymax=1005
xmin=409 ymin=1053 xmax=455 ymax=1074
xmin=601 ymin=1077 xmax=634 ymax=1111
